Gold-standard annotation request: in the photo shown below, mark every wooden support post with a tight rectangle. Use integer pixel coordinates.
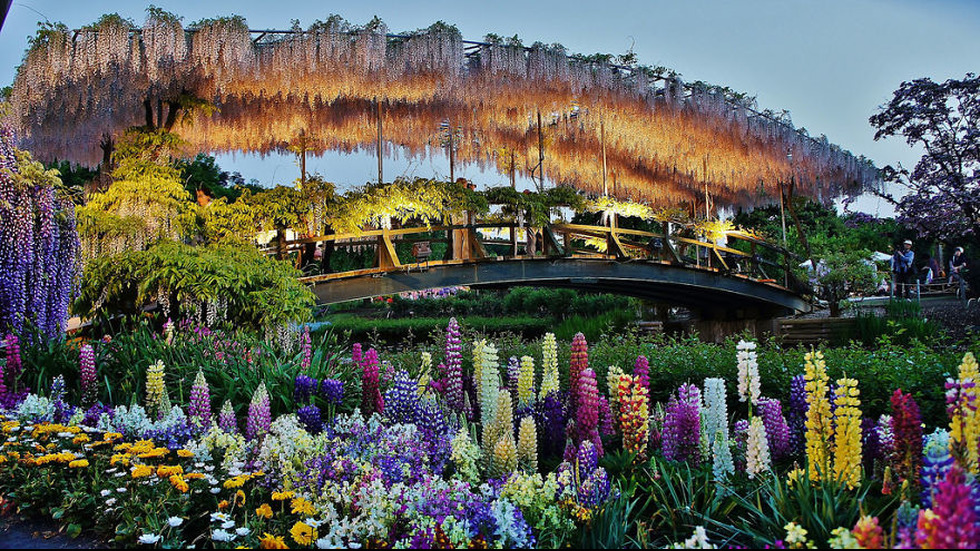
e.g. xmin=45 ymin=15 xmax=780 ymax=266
xmin=606 ymin=230 xmax=629 ymax=260
xmin=375 ymin=228 xmax=401 ymax=269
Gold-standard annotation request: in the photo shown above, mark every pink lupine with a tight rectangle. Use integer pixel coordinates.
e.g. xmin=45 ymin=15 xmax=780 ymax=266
xmin=569 ymin=333 xmax=589 ymax=412
xmin=361 ymin=348 xmax=384 ymax=415
xmin=79 ymin=343 xmax=97 ymax=406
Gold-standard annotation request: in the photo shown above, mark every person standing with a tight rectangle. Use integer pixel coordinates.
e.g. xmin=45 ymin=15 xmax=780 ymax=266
xmin=949 ymin=246 xmax=969 ymax=296
xmin=891 ymin=239 xmax=915 ymax=298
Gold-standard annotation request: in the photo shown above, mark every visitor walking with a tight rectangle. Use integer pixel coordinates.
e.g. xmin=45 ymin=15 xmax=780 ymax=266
xmin=891 ymin=239 xmax=915 ymax=298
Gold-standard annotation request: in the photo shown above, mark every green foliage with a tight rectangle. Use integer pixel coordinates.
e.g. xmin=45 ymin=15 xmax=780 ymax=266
xmin=333 ymin=178 xmax=486 ymax=233
xmin=485 ymin=186 xmax=584 ymax=227
xmin=76 ymin=240 xmax=314 ymax=330
xmin=723 ymin=469 xmax=896 ymax=547
xmin=322 ymin=314 xmax=554 ymax=346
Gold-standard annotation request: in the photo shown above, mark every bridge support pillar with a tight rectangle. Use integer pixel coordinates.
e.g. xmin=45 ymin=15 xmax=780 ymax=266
xmin=375 ymin=229 xmax=401 ymax=269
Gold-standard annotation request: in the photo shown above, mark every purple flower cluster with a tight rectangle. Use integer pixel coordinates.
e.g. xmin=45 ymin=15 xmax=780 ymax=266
xmin=188 ymin=371 xmax=211 ymax=427
xmin=633 ymin=355 xmax=650 ymax=395
xmin=536 ymin=392 xmax=566 ymax=457
xmin=320 ymin=378 xmax=344 ymax=406
xmin=444 ymin=318 xmax=464 ymax=414
xmin=556 ymin=441 xmax=612 ymax=509
xmin=245 ymin=384 xmax=271 ymax=441
xmin=662 ymin=383 xmax=702 ymax=464
xmin=297 ymin=404 xmax=322 ymax=434
xmin=758 ymin=397 xmax=791 ymax=461
xmin=3 ymin=334 xmax=21 ymax=394
xmin=787 ymin=373 xmax=807 ymax=456
xmin=294 ymin=374 xmax=317 ymax=404
xmin=0 ymin=125 xmax=79 ymax=340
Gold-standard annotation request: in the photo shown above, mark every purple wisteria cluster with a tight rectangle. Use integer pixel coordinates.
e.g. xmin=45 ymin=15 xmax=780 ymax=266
xmin=662 ymin=383 xmax=702 ymax=464
xmin=0 ymin=125 xmax=79 ymax=340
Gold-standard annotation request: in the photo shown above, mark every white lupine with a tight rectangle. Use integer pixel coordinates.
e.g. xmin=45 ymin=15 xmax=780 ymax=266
xmin=736 ymin=340 xmax=760 ymax=405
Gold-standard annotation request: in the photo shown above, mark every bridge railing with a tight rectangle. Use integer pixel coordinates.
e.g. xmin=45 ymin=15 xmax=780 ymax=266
xmin=265 ymin=221 xmax=808 ymax=293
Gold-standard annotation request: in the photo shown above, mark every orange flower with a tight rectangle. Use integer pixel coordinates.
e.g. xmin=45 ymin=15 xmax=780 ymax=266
xmin=218 ymin=500 xmax=230 ymax=510
xmin=169 ymin=474 xmax=189 ymax=493
xmin=255 ymin=503 xmax=273 ymax=519
xmin=156 ymin=465 xmax=183 ymax=477
xmin=290 ymin=497 xmax=315 ymax=516
xmin=131 ymin=464 xmax=153 ymax=478
xmin=271 ymin=490 xmax=295 ymax=501
xmin=290 ymin=521 xmax=315 ymax=546
xmin=259 ymin=533 xmax=289 ymax=549
xmin=177 ymin=449 xmax=194 ymax=458
xmin=234 ymin=490 xmax=246 ymax=507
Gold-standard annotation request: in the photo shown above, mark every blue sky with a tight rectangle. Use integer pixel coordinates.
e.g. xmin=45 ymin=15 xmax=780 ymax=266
xmin=3 ymin=0 xmax=980 ymax=215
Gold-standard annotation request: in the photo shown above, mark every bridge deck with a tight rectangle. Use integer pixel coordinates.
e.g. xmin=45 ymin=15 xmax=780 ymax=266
xmin=301 ymin=256 xmax=811 ymax=314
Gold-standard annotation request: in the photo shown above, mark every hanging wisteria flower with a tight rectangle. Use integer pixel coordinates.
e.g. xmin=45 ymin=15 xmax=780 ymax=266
xmin=736 ymin=340 xmax=760 ymax=405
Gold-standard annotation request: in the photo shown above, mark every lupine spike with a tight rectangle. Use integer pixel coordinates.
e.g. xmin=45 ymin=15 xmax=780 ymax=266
xmin=736 ymin=340 xmax=760 ymax=406
xmin=617 ymin=373 xmax=649 ymax=461
xmin=517 ymin=416 xmax=538 ymax=472
xmin=574 ymin=367 xmax=602 ymax=456
xmin=832 ymin=376 xmax=863 ymax=489
xmin=145 ymin=359 xmax=166 ymax=418
xmin=569 ymin=333 xmax=588 ymax=412
xmin=516 ymin=355 xmax=535 ymax=407
xmin=188 ymin=369 xmax=212 ymax=427
xmin=804 ymin=350 xmax=833 ymax=482
xmin=218 ymin=399 xmax=238 ymax=434
xmin=950 ymin=352 xmax=980 ymax=473
xmin=443 ymin=317 xmax=461 ymax=381
xmin=662 ymin=383 xmax=701 ymax=464
xmin=891 ymin=389 xmax=923 ymax=489
xmin=633 ymin=355 xmax=649 ymax=395
xmin=745 ymin=416 xmax=771 ymax=479
xmin=79 ymin=343 xmax=97 ymax=406
xmin=506 ymin=356 xmax=520 ymax=391
xmin=300 ymin=324 xmax=312 ymax=371
xmin=539 ymin=333 xmax=559 ymax=400
xmin=417 ymin=351 xmax=432 ymax=396
xmin=361 ymin=347 xmax=383 ymax=415
xmin=245 ymin=383 xmax=272 ymax=441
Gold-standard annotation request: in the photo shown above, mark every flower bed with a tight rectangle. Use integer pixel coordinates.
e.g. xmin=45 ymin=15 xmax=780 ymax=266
xmin=1 ymin=321 xmax=979 ymax=548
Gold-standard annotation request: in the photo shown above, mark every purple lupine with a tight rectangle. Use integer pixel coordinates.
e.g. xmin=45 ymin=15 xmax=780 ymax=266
xmin=320 ymin=378 xmax=344 ymax=406
xmin=294 ymin=374 xmax=318 ymax=405
xmin=573 ymin=368 xmax=602 ymax=456
xmin=384 ymin=369 xmax=421 ymax=425
xmin=633 ymin=355 xmax=650 ymax=395
xmin=300 ymin=325 xmax=312 ymax=371
xmin=921 ymin=433 xmax=955 ymax=507
xmin=662 ymin=383 xmax=702 ymax=464
xmin=218 ymin=400 xmax=238 ymax=434
xmin=297 ymin=404 xmax=322 ymax=434
xmin=188 ymin=370 xmax=212 ymax=427
xmin=537 ymin=392 xmax=566 ymax=457
xmin=3 ymin=335 xmax=21 ymax=393
xmin=732 ymin=418 xmax=749 ymax=472
xmin=361 ymin=348 xmax=384 ymax=415
xmin=786 ymin=374 xmax=807 ymax=456
xmin=757 ymin=397 xmax=791 ymax=461
xmin=245 ymin=384 xmax=271 ymax=441
xmin=597 ymin=394 xmax=616 ymax=437
xmin=861 ymin=417 xmax=882 ymax=476
xmin=507 ymin=356 xmax=520 ymax=392
xmin=444 ymin=317 xmax=461 ymax=379
xmin=79 ymin=343 xmax=97 ymax=406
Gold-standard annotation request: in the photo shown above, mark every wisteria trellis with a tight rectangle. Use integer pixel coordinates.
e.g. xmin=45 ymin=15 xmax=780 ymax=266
xmin=8 ymin=12 xmax=877 ymax=209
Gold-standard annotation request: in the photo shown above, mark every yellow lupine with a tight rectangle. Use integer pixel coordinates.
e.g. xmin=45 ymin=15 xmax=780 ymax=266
xmin=803 ymin=350 xmax=833 ymax=482
xmin=832 ymin=377 xmax=862 ymax=489
xmin=517 ymin=356 xmax=536 ymax=407
xmin=951 ymin=352 xmax=980 ymax=473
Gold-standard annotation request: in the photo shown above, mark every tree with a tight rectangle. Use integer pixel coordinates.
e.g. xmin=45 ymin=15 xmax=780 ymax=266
xmin=869 ymin=74 xmax=980 ymax=244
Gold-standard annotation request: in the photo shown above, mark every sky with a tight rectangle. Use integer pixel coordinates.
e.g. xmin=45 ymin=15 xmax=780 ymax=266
xmin=3 ymin=0 xmax=980 ymax=216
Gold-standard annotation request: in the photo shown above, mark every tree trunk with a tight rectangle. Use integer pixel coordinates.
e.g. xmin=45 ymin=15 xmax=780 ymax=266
xmin=144 ymin=98 xmax=155 ymax=129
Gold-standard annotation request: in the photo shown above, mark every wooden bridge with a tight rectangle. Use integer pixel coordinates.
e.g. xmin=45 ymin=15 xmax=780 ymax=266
xmin=269 ymin=221 xmax=813 ymax=316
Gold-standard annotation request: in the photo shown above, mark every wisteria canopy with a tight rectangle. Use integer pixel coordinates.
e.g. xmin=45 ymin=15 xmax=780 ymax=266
xmin=8 ymin=11 xmax=878 ymax=208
